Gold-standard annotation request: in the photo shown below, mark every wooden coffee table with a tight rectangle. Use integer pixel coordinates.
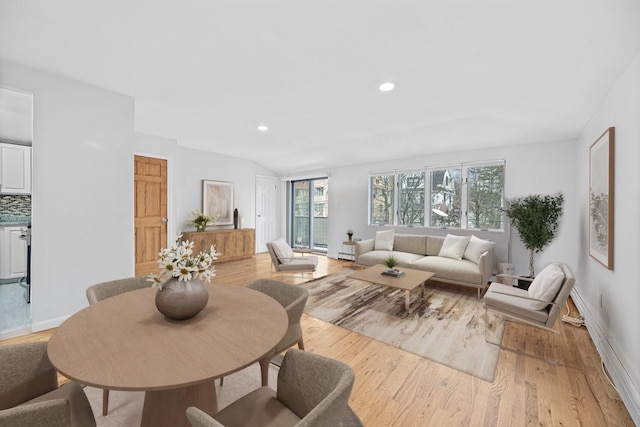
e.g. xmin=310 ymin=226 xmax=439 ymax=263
xmin=348 ymin=264 xmax=435 ymax=313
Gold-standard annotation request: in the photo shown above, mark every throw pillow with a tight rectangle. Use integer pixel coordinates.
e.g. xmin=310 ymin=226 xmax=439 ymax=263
xmin=374 ymin=229 xmax=395 ymax=251
xmin=438 ymin=234 xmax=471 ymax=260
xmin=528 ymin=264 xmax=565 ymax=310
xmin=463 ymin=235 xmax=496 ymax=264
xmin=270 ymin=238 xmax=293 ymax=264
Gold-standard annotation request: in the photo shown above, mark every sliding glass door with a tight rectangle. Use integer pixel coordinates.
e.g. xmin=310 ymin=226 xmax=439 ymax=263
xmin=291 ymin=178 xmax=328 ymax=252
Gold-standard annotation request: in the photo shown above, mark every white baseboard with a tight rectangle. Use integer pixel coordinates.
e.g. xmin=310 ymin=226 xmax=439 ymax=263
xmin=571 ymin=289 xmax=640 ymax=425
xmin=31 ymin=315 xmax=68 ymax=333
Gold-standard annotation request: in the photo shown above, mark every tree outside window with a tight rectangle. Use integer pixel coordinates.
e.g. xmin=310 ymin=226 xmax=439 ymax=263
xmin=399 ymin=171 xmax=425 ymax=225
xmin=370 ymin=174 xmax=394 ymax=224
xmin=368 ymin=162 xmax=505 ymax=229
xmin=467 ymin=165 xmax=504 ymax=230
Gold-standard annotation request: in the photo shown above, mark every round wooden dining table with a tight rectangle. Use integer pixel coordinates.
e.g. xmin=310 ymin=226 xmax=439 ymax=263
xmin=47 ymin=283 xmax=288 ymax=427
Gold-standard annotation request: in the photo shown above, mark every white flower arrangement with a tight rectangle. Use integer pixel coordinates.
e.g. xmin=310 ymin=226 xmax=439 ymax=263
xmin=148 ymin=235 xmax=219 ymax=289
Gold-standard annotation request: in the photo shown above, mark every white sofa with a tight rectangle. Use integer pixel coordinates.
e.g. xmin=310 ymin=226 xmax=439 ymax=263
xmin=355 ymin=232 xmax=494 ymax=298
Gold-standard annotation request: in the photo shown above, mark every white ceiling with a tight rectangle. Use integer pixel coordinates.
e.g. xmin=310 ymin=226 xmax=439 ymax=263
xmin=1 ymin=0 xmax=639 ymax=175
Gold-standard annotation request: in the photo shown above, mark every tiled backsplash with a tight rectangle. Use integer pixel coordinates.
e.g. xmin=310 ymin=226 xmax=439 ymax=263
xmin=0 ymin=195 xmax=31 ymax=216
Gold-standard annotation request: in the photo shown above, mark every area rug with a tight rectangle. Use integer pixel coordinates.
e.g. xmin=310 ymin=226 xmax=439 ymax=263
xmin=299 ymin=269 xmax=504 ymax=381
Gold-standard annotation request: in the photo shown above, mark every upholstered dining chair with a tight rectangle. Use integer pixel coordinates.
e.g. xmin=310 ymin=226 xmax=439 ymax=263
xmin=483 ymin=262 xmax=575 ymax=365
xmin=187 ymin=349 xmax=355 ymax=427
xmin=0 ymin=342 xmax=97 ymax=427
xmin=220 ymin=278 xmax=309 ymax=387
xmin=267 ymin=238 xmax=318 ymax=276
xmin=85 ymin=275 xmax=151 ymax=415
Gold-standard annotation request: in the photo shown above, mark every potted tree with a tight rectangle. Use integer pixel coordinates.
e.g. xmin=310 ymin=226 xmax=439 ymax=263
xmin=504 ymin=193 xmax=564 ymax=282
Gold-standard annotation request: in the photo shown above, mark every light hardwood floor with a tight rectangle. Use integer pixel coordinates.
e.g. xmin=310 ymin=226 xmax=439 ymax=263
xmin=2 ymin=253 xmax=634 ymax=426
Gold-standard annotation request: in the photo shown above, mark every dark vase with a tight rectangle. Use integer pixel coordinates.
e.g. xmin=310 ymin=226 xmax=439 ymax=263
xmin=233 ymin=208 xmax=239 ymax=229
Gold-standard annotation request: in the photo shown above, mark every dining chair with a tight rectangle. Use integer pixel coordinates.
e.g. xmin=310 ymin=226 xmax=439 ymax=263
xmin=220 ymin=278 xmax=308 ymax=387
xmin=0 ymin=342 xmax=97 ymax=427
xmin=483 ymin=262 xmax=575 ymax=364
xmin=187 ymin=349 xmax=355 ymax=427
xmin=85 ymin=275 xmax=151 ymax=415
xmin=267 ymin=239 xmax=318 ymax=276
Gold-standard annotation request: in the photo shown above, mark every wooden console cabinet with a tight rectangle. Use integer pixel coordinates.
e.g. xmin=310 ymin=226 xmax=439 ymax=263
xmin=181 ymin=229 xmax=255 ymax=263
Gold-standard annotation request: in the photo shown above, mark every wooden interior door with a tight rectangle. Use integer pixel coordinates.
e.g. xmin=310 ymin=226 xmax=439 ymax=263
xmin=134 ymin=155 xmax=167 ymax=276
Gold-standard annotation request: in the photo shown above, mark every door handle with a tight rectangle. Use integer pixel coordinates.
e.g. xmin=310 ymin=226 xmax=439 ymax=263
xmin=161 ymin=217 xmax=168 ymax=223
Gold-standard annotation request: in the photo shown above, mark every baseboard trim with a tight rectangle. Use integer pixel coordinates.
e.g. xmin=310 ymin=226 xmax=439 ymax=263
xmin=31 ymin=315 xmax=69 ymax=333
xmin=571 ymin=289 xmax=640 ymax=425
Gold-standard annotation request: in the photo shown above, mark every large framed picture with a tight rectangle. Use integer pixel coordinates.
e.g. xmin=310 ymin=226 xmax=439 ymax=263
xmin=202 ymin=180 xmax=234 ymax=226
xmin=589 ymin=127 xmax=615 ymax=270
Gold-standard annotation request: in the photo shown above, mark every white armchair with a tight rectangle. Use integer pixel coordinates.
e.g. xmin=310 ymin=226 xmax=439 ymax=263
xmin=483 ymin=262 xmax=575 ymax=364
xmin=267 ymin=238 xmax=318 ymax=276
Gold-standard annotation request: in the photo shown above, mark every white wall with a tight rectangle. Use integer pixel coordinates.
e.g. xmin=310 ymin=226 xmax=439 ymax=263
xmin=325 ymin=139 xmax=578 ymax=277
xmin=0 ymin=62 xmax=278 ymax=335
xmin=134 ymin=132 xmax=278 ymax=246
xmin=0 ymin=60 xmax=136 ymax=330
xmin=173 ymin=147 xmax=275 ymax=235
xmin=573 ymin=50 xmax=640 ymax=424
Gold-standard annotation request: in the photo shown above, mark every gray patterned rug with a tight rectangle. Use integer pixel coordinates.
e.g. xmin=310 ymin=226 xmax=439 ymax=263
xmin=299 ymin=269 xmax=504 ymax=381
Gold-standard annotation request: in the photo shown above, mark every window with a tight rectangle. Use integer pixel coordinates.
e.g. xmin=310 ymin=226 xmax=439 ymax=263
xmin=369 ymin=174 xmax=395 ymax=225
xmin=399 ymin=171 xmax=425 ymax=225
xmin=368 ymin=161 xmax=505 ymax=230
xmin=466 ymin=163 xmax=504 ymax=230
xmin=291 ymin=178 xmax=328 ymax=250
xmin=429 ymin=167 xmax=462 ymax=228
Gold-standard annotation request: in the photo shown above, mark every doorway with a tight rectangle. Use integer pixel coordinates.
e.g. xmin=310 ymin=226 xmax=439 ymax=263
xmin=290 ymin=177 xmax=328 ymax=252
xmin=255 ymin=175 xmax=277 ymax=253
xmin=134 ymin=155 xmax=168 ymax=276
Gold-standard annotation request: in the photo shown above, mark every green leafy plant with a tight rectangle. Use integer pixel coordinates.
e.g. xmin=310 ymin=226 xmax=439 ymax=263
xmin=188 ymin=210 xmax=216 ymax=232
xmin=383 ymin=255 xmax=399 ymax=269
xmin=504 ymin=193 xmax=564 ymax=277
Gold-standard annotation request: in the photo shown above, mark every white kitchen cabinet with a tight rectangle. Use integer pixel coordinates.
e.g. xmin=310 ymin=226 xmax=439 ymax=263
xmin=0 ymin=226 xmax=27 ymax=281
xmin=0 ymin=143 xmax=32 ymax=195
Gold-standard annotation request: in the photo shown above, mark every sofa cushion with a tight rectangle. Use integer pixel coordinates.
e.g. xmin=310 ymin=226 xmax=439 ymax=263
xmin=356 ymin=250 xmax=393 ymax=267
xmin=426 ymin=236 xmax=445 ymax=256
xmin=411 ymin=256 xmax=482 ymax=285
xmin=374 ymin=229 xmax=394 ymax=251
xmin=391 ymin=251 xmax=425 ymax=268
xmin=463 ymin=235 xmax=496 ymax=264
xmin=438 ymin=234 xmax=470 ymax=260
xmin=271 ymin=238 xmax=294 ymax=264
xmin=528 ymin=264 xmax=564 ymax=310
xmin=393 ymin=234 xmax=427 ymax=255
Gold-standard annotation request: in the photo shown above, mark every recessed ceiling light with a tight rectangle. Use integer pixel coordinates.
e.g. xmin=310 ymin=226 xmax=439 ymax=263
xmin=257 ymin=125 xmax=269 ymax=132
xmin=379 ymin=82 xmax=395 ymax=92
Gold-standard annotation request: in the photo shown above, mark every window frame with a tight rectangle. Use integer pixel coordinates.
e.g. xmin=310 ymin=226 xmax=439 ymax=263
xmin=367 ymin=160 xmax=505 ymax=231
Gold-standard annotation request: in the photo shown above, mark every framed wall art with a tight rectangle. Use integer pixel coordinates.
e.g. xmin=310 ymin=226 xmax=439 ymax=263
xmin=589 ymin=127 xmax=615 ymax=270
xmin=202 ymin=180 xmax=234 ymax=226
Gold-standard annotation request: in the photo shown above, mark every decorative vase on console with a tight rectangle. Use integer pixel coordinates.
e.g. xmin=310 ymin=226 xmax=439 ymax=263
xmin=148 ymin=235 xmax=220 ymax=320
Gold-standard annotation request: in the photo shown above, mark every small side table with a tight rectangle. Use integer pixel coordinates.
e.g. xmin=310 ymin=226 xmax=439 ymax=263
xmin=338 ymin=241 xmax=356 ymax=263
xmin=293 ymin=247 xmax=312 ymax=256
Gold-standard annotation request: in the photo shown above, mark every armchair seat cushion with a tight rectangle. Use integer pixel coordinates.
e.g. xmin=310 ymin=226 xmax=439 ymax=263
xmin=277 ymin=257 xmax=318 ymax=272
xmin=484 ymin=283 xmax=549 ymax=324
xmin=213 ymin=387 xmax=301 ymax=427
